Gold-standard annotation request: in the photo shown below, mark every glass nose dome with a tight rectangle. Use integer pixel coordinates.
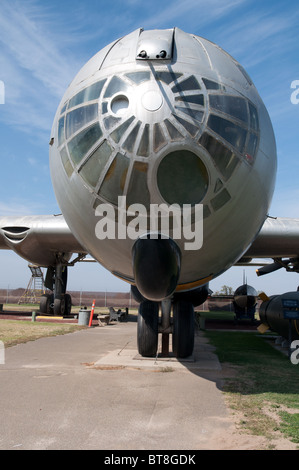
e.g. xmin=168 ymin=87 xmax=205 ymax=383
xmin=55 ymin=69 xmax=259 ymax=218
xmin=157 ymin=150 xmax=209 ymax=206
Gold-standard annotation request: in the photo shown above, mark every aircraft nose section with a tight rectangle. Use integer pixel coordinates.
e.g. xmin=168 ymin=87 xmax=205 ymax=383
xmin=132 ymin=235 xmax=181 ymax=302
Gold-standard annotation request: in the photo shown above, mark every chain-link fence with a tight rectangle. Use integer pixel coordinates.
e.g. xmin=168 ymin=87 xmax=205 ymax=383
xmin=0 ymin=288 xmax=139 ymax=309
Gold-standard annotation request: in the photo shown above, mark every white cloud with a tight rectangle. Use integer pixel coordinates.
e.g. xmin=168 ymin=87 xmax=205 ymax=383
xmin=0 ymin=201 xmax=39 ymax=216
xmin=215 ymin=5 xmax=299 ymax=69
xmin=142 ymin=0 xmax=247 ymax=30
xmin=28 ymin=157 xmax=37 ymax=167
xmin=0 ymin=1 xmax=78 ymax=97
xmin=0 ymin=1 xmax=84 ymax=135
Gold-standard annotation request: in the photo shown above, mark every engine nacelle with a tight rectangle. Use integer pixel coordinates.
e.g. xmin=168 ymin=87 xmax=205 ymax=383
xmin=259 ymin=292 xmax=299 ymax=340
xmin=0 ymin=215 xmax=83 ymax=266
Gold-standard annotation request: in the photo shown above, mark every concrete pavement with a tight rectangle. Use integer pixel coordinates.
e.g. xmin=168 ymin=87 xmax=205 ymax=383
xmin=0 ymin=321 xmax=235 ymax=450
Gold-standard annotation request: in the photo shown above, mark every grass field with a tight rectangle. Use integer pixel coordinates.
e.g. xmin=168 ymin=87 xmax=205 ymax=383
xmin=206 ymin=330 xmax=299 ymax=447
xmin=0 ymin=320 xmax=86 ymax=347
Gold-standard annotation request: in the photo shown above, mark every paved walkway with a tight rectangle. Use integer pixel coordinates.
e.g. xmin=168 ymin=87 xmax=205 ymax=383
xmin=0 ymin=322 xmax=236 ymax=450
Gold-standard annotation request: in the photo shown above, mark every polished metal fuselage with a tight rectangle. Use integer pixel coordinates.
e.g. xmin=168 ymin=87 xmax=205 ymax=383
xmin=48 ymin=28 xmax=276 ymax=291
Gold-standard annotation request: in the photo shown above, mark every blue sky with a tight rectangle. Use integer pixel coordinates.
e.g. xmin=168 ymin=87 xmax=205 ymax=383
xmin=0 ymin=0 xmax=299 ymax=295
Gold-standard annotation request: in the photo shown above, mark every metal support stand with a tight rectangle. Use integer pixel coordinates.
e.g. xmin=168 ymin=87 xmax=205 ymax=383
xmin=18 ymin=265 xmax=45 ymax=304
xmin=160 ymin=299 xmax=172 ymax=356
xmin=54 ymin=264 xmax=66 ymax=297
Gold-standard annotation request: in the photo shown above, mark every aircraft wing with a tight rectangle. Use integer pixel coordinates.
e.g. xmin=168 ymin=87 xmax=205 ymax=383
xmin=1 ymin=214 xmax=299 ymax=271
xmin=238 ymin=216 xmax=299 ymax=275
xmin=0 ymin=214 xmax=88 ymax=267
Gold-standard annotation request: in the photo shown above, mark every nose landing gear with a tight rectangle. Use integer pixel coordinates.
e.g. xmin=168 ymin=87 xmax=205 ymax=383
xmin=137 ymin=298 xmax=195 ymax=359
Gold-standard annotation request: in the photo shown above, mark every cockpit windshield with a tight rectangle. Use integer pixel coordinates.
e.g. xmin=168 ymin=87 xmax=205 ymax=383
xmin=56 ymin=71 xmax=259 ymax=219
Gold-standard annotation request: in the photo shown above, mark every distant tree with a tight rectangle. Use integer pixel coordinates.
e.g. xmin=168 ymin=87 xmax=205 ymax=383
xmin=213 ymin=285 xmax=234 ymax=296
xmin=222 ymin=285 xmax=234 ymax=295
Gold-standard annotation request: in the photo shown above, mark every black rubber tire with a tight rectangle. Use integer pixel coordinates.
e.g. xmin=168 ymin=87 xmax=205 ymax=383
xmin=53 ymin=295 xmax=66 ymax=316
xmin=40 ymin=294 xmax=51 ymax=315
xmin=64 ymin=294 xmax=72 ymax=316
xmin=172 ymin=300 xmax=195 ymax=358
xmin=137 ymin=301 xmax=159 ymax=357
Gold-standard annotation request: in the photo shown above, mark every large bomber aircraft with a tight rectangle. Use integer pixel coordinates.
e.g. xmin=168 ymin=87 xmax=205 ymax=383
xmin=1 ymin=28 xmax=299 ymax=357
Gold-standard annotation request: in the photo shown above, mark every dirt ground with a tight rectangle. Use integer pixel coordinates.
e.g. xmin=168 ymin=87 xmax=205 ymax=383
xmin=211 ymin=366 xmax=298 ymax=450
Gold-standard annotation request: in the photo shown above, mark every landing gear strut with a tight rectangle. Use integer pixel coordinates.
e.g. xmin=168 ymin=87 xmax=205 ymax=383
xmin=137 ymin=298 xmax=195 ymax=358
xmin=40 ymin=262 xmax=72 ymax=316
